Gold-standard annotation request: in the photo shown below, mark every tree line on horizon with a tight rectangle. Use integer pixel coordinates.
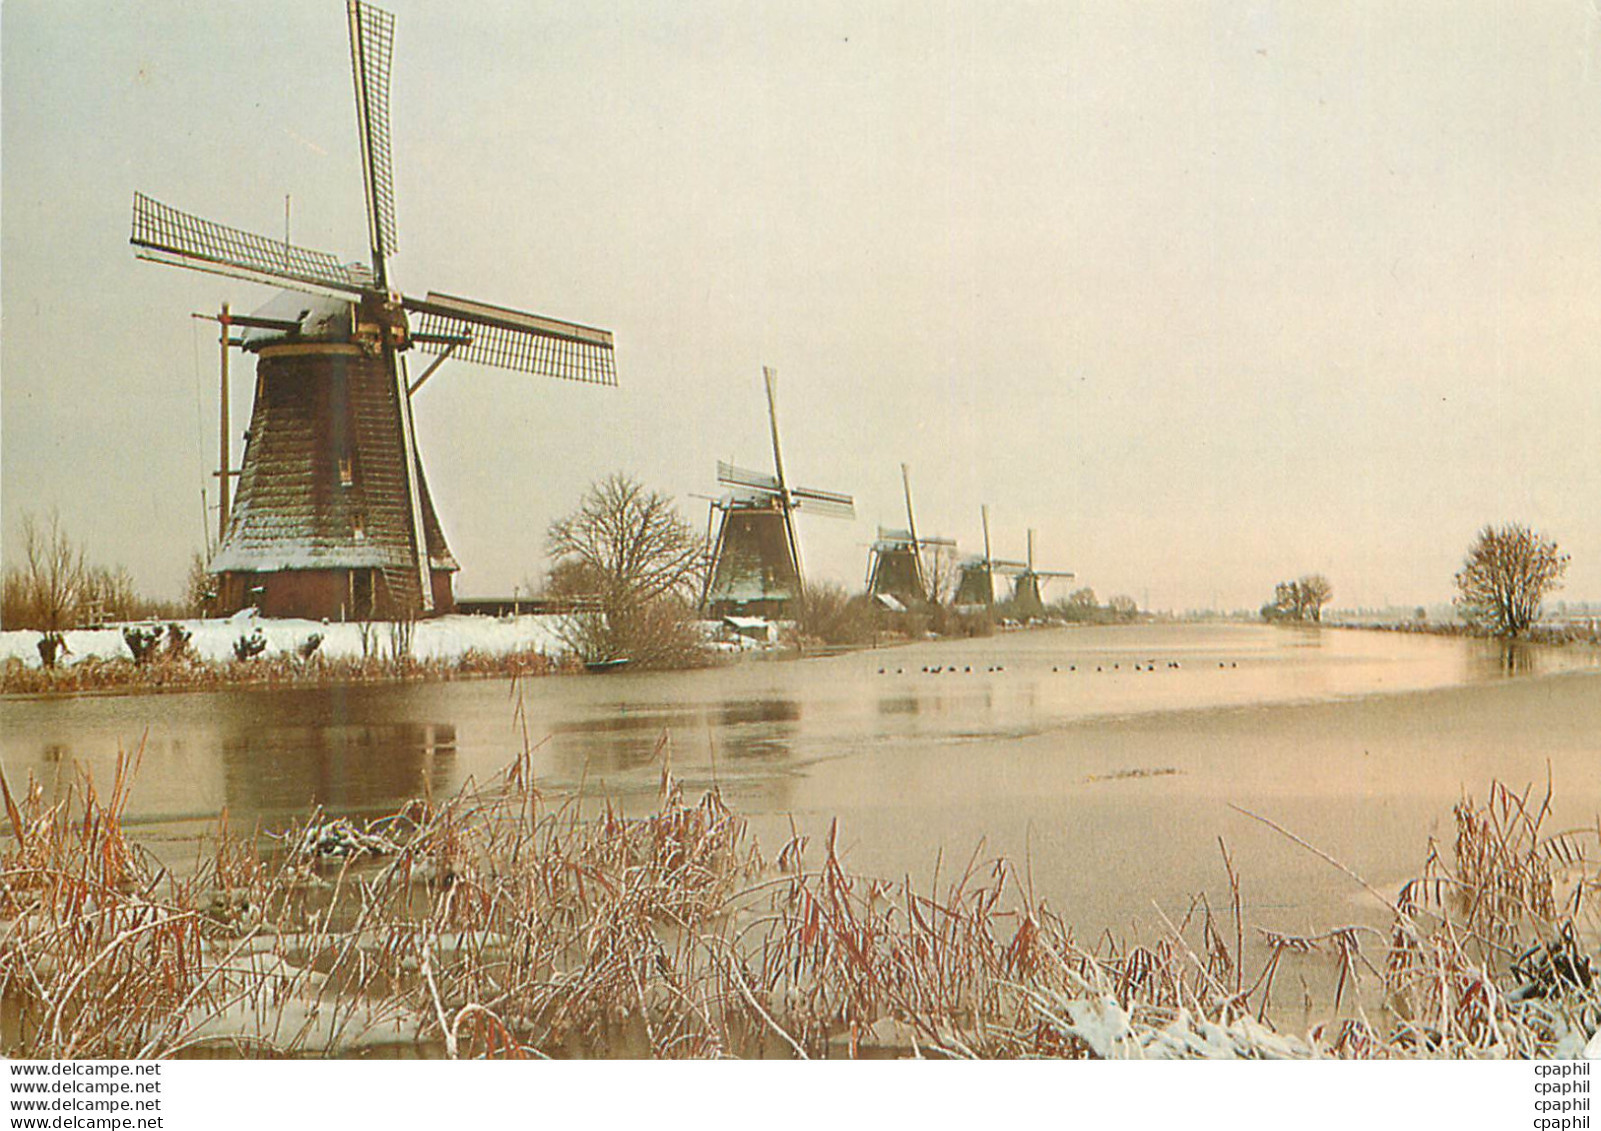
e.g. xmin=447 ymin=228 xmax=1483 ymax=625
xmin=3 ymin=488 xmax=1577 ymax=669
xmin=1258 ymin=523 xmax=1571 ymax=638
xmin=1 ymin=511 xmax=206 ymax=634
xmin=545 ymin=476 xmax=1579 ymax=665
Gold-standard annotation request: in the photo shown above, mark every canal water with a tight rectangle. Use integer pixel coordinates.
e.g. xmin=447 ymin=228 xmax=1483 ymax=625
xmin=3 ymin=624 xmax=1598 ymax=949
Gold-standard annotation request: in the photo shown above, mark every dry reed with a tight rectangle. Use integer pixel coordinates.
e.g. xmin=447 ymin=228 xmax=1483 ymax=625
xmin=2 ymin=741 xmax=1595 ymax=1060
xmin=1 ymin=648 xmax=574 ymax=698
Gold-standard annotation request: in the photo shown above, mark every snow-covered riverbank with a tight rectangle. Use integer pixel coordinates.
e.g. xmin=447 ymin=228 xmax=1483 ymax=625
xmin=0 ymin=611 xmax=568 ymax=670
xmin=0 ymin=611 xmax=785 ymax=696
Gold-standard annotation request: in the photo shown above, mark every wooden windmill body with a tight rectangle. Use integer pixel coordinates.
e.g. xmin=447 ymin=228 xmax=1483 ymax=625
xmin=210 ymin=295 xmax=457 ymax=618
xmin=702 ymin=369 xmax=854 ymax=620
xmin=953 ymin=505 xmax=1026 ymax=608
xmin=1009 ymin=528 xmax=1075 ymax=617
xmin=132 ymin=2 xmax=616 ymax=621
xmin=865 ymin=464 xmax=955 ymax=608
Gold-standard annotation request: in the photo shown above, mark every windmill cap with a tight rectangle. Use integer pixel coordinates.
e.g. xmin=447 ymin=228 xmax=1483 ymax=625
xmin=238 ymin=291 xmax=354 ymax=348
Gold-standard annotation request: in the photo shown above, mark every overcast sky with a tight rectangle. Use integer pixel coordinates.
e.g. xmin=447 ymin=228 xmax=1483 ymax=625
xmin=4 ymin=0 xmax=1599 ymax=612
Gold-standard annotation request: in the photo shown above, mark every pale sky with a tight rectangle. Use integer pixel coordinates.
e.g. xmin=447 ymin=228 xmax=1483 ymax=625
xmin=4 ymin=0 xmax=1599 ymax=612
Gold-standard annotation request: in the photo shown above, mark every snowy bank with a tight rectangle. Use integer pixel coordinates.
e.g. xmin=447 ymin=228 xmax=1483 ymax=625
xmin=1 ymin=612 xmax=567 ymax=671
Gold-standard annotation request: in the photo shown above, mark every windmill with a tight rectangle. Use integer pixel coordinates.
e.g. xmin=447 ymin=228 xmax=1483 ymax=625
xmin=130 ymin=1 xmax=616 ymax=621
xmin=953 ymin=505 xmax=1027 ymax=608
xmin=865 ymin=464 xmax=956 ymax=608
xmin=702 ymin=368 xmax=854 ymax=619
xmin=1010 ymin=529 xmax=1075 ymax=618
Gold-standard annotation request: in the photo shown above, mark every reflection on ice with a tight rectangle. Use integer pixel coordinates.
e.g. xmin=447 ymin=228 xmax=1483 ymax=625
xmin=1 ymin=623 xmax=1596 ymax=941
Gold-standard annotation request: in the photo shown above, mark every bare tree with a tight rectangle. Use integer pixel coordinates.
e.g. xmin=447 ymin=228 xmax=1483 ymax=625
xmin=1262 ymin=574 xmax=1332 ymax=623
xmin=541 ymin=558 xmax=606 ymax=600
xmin=1297 ymin=574 xmax=1333 ymax=622
xmin=547 ymin=475 xmax=708 ymax=606
xmin=185 ymin=552 xmax=218 ymax=618
xmin=16 ymin=511 xmax=87 ymax=631
xmin=1 ymin=569 xmax=27 ymax=630
xmin=1265 ymin=580 xmax=1298 ymax=622
xmin=1054 ymin=586 xmax=1100 ymax=623
xmin=84 ymin=565 xmax=138 ymax=625
xmin=922 ymin=543 xmax=961 ymax=606
xmin=547 ymin=475 xmax=710 ymax=668
xmin=1454 ymin=524 xmax=1569 ymax=637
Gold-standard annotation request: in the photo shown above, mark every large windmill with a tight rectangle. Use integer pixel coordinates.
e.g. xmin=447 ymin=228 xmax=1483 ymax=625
xmin=131 ymin=1 xmax=616 ymax=621
xmin=1010 ymin=529 xmax=1075 ymax=618
xmin=953 ymin=505 xmax=1027 ymax=608
xmin=702 ymin=368 xmax=854 ymax=619
xmin=865 ymin=464 xmax=956 ymax=608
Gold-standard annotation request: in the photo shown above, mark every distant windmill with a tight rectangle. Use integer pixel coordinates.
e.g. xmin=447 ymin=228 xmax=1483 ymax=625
xmin=1011 ymin=529 xmax=1075 ymax=618
xmin=866 ymin=464 xmax=956 ymax=607
xmin=130 ymin=1 xmax=616 ymax=620
xmin=953 ymin=505 xmax=1027 ymax=608
xmin=703 ymin=368 xmax=854 ymax=619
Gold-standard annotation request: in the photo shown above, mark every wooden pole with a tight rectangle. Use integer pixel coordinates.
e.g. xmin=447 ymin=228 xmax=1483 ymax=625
xmin=218 ymin=303 xmax=231 ymax=545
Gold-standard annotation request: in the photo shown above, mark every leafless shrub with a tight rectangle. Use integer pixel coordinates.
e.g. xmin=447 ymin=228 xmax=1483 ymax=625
xmin=5 ymin=511 xmax=86 ymax=630
xmin=927 ymin=602 xmax=995 ymax=638
xmin=35 ymin=632 xmax=69 ymax=669
xmin=121 ymin=626 xmax=163 ymax=665
xmin=387 ymin=613 xmax=416 ymax=669
xmin=164 ymin=623 xmax=194 ymax=661
xmin=793 ymin=582 xmax=876 ymax=646
xmin=232 ymin=629 xmax=267 ymax=662
xmin=1 ymin=647 xmax=569 ymax=697
xmin=184 ymin=553 xmax=217 ymax=618
xmin=557 ymin=596 xmax=708 ymax=670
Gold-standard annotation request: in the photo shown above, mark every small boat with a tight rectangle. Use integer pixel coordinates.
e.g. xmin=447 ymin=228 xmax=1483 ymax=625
xmin=584 ymin=658 xmax=632 ymax=674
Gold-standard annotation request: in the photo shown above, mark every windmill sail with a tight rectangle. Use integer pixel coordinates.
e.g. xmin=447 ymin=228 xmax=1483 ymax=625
xmin=789 ymin=486 xmax=855 ymax=519
xmin=405 ymin=293 xmax=616 ymax=384
xmin=716 ymin=461 xmax=781 ymax=494
xmin=348 ymin=0 xmax=398 ymax=282
xmin=131 ymin=193 xmax=374 ymax=299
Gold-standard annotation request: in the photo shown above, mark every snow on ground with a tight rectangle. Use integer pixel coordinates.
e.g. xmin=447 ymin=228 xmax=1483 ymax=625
xmin=0 ymin=612 xmax=569 ymax=669
xmin=0 ymin=613 xmax=788 ymax=670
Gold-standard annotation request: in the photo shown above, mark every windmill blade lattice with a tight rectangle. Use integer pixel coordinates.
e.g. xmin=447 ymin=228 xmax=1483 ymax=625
xmin=131 ymin=193 xmax=374 ymax=298
xmin=717 ymin=461 xmax=782 ymax=493
xmin=348 ymin=0 xmax=398 ymax=279
xmin=405 ymin=293 xmax=616 ymax=384
xmin=789 ymin=486 xmax=855 ymax=519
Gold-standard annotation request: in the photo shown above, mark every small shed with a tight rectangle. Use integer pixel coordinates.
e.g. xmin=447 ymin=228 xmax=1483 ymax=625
xmin=721 ymin=615 xmax=776 ymax=643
